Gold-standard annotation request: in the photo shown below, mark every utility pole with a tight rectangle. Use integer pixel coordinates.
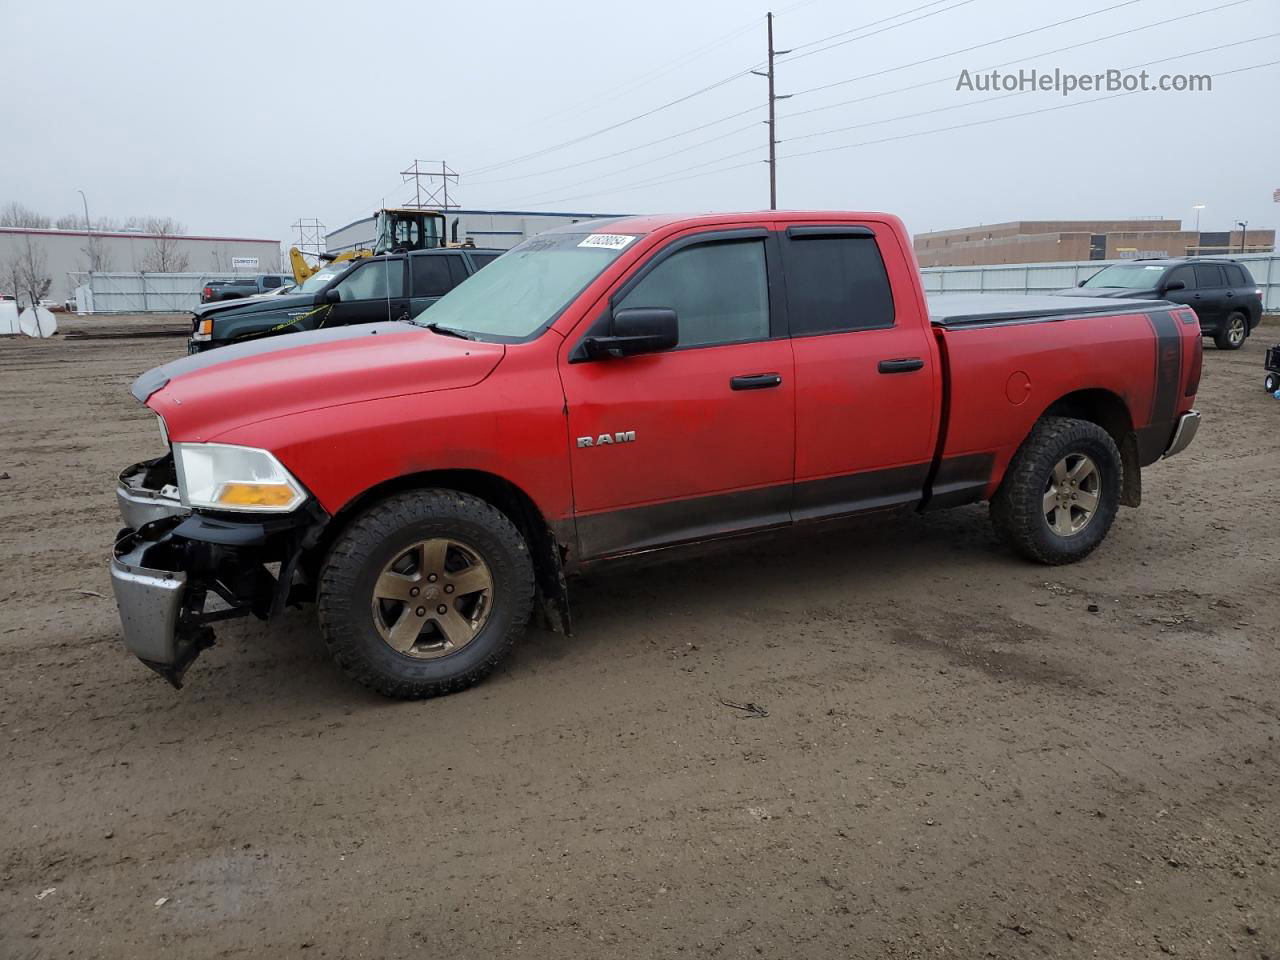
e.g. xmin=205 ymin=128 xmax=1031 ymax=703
xmin=752 ymin=13 xmax=790 ymax=209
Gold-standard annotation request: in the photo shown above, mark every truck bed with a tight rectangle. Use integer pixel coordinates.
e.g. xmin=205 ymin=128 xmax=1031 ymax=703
xmin=927 ymin=293 xmax=1169 ymax=327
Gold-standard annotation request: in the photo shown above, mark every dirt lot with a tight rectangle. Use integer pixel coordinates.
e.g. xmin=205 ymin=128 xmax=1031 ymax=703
xmin=1 ymin=315 xmax=1277 ymax=959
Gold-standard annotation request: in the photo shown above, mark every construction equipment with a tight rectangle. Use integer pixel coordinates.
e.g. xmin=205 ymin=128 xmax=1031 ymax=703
xmin=288 ymin=208 xmax=450 ymax=285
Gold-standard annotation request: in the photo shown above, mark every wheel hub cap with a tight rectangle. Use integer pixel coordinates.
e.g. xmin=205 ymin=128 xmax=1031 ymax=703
xmin=370 ymin=538 xmax=493 ymax=658
xmin=1042 ymin=453 xmax=1101 ymax=537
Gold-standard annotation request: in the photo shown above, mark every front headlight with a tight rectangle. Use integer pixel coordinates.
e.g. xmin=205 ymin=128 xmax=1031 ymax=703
xmin=172 ymin=442 xmax=306 ymax=512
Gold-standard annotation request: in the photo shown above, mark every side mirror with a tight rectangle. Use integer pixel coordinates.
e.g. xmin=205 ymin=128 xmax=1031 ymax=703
xmin=323 ymin=288 xmax=342 ymax=304
xmin=1162 ymin=280 xmax=1186 ymax=293
xmin=584 ymin=306 xmax=678 ymax=360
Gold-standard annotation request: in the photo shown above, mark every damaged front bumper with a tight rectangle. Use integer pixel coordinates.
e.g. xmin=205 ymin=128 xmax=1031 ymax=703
xmin=109 ymin=455 xmax=325 ymax=688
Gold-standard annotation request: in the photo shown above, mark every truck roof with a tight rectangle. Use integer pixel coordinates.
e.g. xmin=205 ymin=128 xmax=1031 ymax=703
xmin=540 ymin=211 xmax=902 ymax=236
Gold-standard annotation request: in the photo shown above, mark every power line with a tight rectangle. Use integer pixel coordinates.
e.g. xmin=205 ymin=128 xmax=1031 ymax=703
xmin=779 ymin=0 xmax=982 ymax=65
xmin=778 ymin=31 xmax=1280 ymax=148
xmin=778 ymin=57 xmax=1280 ymax=161
xmin=452 ymin=16 xmax=764 ymax=160
xmin=501 ymin=122 xmax=765 ymax=206
xmin=507 ymin=57 xmax=1279 ymax=208
xmin=790 ymin=0 xmax=1150 ymax=98
xmin=779 ymin=0 xmax=1258 ymax=124
xmin=464 ymin=65 xmax=757 ymax=177
xmin=466 ymin=104 xmax=763 ymax=187
xmin=783 ymin=0 xmax=974 ymax=54
xmin=463 ymin=0 xmax=980 ymax=182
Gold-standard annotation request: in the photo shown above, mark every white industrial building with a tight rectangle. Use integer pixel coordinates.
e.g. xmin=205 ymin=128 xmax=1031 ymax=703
xmin=0 ymin=226 xmax=282 ymax=302
xmin=326 ymin=208 xmax=625 ymax=254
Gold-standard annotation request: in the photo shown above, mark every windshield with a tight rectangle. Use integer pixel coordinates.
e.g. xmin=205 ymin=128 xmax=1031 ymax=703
xmin=295 ymin=262 xmax=352 ymax=294
xmin=1081 ymin=263 xmax=1168 ymax=289
xmin=411 ymin=231 xmax=639 ymax=339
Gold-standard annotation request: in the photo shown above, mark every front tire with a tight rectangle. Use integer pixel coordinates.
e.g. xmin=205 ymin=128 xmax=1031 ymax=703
xmin=1214 ymin=311 xmax=1248 ymax=350
xmin=317 ymin=489 xmax=535 ymax=699
xmin=1265 ymin=372 xmax=1278 ymax=394
xmin=991 ymin=417 xmax=1122 ymax=565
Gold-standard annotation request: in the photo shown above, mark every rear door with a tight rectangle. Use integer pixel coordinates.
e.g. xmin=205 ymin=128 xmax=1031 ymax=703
xmin=1191 ymin=263 xmax=1227 ymax=328
xmin=780 ymin=223 xmax=940 ymax=519
xmin=327 ymin=258 xmax=410 ymax=326
xmin=1221 ymin=263 xmax=1251 ymax=322
xmin=559 ymin=228 xmax=796 ymax=559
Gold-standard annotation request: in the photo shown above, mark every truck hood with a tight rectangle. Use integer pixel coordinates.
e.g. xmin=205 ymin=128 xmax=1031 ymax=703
xmin=1053 ymin=286 xmax=1162 ymax=299
xmin=134 ymin=321 xmax=505 ymax=442
xmin=192 ymin=292 xmax=313 ymax=318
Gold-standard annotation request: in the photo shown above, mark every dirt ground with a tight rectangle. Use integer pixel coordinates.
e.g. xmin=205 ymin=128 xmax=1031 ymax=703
xmin=1 ymin=314 xmax=1277 ymax=959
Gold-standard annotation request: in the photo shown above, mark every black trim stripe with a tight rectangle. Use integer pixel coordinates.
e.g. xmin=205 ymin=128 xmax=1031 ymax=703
xmin=1137 ymin=308 xmax=1183 ymax=465
xmin=575 ymin=454 xmax=996 ymax=561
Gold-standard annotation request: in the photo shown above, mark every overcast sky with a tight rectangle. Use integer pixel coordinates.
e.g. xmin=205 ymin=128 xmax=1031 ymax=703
xmin=3 ymin=0 xmax=1277 ymax=243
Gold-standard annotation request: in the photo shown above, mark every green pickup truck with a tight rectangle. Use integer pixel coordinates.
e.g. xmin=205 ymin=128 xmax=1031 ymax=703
xmin=188 ymin=247 xmax=502 ymax=352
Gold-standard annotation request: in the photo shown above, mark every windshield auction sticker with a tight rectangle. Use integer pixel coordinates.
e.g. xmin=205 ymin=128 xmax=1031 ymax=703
xmin=578 ymin=234 xmax=637 ymax=250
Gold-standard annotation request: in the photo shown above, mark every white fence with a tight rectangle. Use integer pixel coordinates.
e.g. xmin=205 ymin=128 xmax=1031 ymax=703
xmin=66 ymin=272 xmax=247 ymax=314
xmin=920 ymin=253 xmax=1280 ymax=312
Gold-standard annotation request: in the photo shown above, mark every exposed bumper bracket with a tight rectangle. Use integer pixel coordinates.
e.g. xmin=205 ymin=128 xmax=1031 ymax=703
xmin=1163 ymin=409 xmax=1201 ymax=459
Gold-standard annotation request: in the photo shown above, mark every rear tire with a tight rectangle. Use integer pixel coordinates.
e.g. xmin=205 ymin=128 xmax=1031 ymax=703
xmin=317 ymin=489 xmax=535 ymax=699
xmin=1214 ymin=311 xmax=1248 ymax=350
xmin=1265 ymin=372 xmax=1278 ymax=394
xmin=991 ymin=416 xmax=1122 ymax=565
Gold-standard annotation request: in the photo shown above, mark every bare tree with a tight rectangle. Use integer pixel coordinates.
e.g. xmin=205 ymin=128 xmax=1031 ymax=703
xmin=54 ymin=213 xmax=83 ymax=230
xmin=139 ymin=216 xmax=190 ymax=273
xmin=82 ymin=234 xmax=113 ymax=272
xmin=2 ymin=236 xmax=53 ymax=306
xmin=0 ymin=201 xmax=51 ymax=228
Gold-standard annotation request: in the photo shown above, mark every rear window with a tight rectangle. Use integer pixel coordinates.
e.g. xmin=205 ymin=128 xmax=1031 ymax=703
xmin=1194 ymin=263 xmax=1225 ymax=288
xmin=784 ymin=234 xmax=895 ymax=335
xmin=471 ymin=253 xmax=500 ymax=270
xmin=1224 ymin=264 xmax=1250 ymax=287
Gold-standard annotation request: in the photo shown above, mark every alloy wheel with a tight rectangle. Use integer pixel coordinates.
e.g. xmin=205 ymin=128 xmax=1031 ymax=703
xmin=1042 ymin=453 xmax=1101 ymax=537
xmin=370 ymin=538 xmax=493 ymax=658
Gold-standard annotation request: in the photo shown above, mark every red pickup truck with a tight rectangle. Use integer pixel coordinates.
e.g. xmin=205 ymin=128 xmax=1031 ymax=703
xmin=111 ymin=212 xmax=1202 ymax=698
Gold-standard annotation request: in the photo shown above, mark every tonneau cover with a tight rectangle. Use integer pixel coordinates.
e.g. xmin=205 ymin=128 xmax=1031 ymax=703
xmin=928 ymin=293 xmax=1171 ymax=327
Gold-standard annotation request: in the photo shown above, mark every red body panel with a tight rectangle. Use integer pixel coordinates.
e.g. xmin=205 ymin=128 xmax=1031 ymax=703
xmin=938 ymin=306 xmax=1200 ymax=494
xmin=142 ymin=211 xmax=1201 ymax=566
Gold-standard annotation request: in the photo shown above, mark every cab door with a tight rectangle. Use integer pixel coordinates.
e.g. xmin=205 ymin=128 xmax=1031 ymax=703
xmin=326 ymin=258 xmax=410 ymax=327
xmin=780 ymin=223 xmax=941 ymax=519
xmin=558 ymin=228 xmax=795 ymax=560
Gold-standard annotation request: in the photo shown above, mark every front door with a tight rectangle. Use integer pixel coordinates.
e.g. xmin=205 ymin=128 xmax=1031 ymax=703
xmin=779 ymin=224 xmax=942 ymax=519
xmin=1161 ymin=264 xmax=1198 ymax=314
xmin=559 ymin=229 xmax=795 ymax=560
xmin=327 ymin=258 xmax=410 ymax=328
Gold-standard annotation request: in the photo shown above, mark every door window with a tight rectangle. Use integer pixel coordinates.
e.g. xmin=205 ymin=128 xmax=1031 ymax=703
xmin=411 ymin=256 xmax=453 ymax=298
xmin=1193 ymin=263 xmax=1225 ymax=289
xmin=1165 ymin=265 xmax=1196 ymax=290
xmin=471 ymin=253 xmax=500 ymax=270
xmin=336 ymin=260 xmax=404 ymax=301
xmin=1223 ymin=264 xmax=1246 ymax=287
xmin=616 ymin=239 xmax=769 ymax=348
xmin=784 ymin=235 xmax=895 ymax=335
xmin=262 ymin=275 xmax=282 ymax=289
